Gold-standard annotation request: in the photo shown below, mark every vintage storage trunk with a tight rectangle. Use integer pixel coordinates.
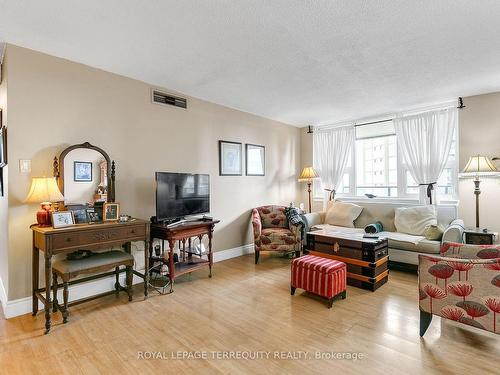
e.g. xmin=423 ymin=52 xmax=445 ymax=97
xmin=305 ymin=229 xmax=389 ymax=291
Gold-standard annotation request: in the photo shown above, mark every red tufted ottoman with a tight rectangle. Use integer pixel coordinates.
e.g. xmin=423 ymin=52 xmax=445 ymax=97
xmin=291 ymin=255 xmax=347 ymax=308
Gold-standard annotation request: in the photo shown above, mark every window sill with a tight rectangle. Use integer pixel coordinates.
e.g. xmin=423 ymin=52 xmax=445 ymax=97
xmin=313 ymin=196 xmax=459 ymax=206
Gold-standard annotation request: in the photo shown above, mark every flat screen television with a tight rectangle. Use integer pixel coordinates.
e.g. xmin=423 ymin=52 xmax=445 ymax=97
xmin=155 ymin=172 xmax=210 ymax=221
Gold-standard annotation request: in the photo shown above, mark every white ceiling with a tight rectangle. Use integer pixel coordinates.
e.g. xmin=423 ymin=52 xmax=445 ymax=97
xmin=2 ymin=1 xmax=500 ymax=126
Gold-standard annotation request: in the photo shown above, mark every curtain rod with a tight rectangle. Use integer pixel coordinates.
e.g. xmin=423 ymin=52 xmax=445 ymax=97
xmin=355 ymin=118 xmax=392 ymax=128
xmin=313 ymin=98 xmax=461 ymax=132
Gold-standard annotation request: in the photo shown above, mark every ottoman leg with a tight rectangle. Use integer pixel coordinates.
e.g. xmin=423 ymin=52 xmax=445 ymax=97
xmin=328 ymin=298 xmax=334 ymax=308
xmin=340 ymin=290 xmax=346 ymax=299
xmin=290 ymin=286 xmax=296 ymax=295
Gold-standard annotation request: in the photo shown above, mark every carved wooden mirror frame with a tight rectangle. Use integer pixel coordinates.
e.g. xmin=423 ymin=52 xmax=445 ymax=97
xmin=53 ymin=142 xmax=116 ymax=202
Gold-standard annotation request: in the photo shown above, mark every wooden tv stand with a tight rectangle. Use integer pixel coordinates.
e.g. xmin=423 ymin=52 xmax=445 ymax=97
xmin=149 ymin=219 xmax=219 ymax=292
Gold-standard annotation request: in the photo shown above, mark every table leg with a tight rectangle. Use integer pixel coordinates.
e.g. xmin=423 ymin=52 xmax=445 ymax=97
xmin=44 ymin=253 xmax=52 ymax=334
xmin=208 ymin=230 xmax=213 ymax=278
xmin=144 ymin=240 xmax=151 ymax=297
xmin=32 ymin=243 xmax=39 ymax=316
xmin=168 ymin=240 xmax=175 ymax=292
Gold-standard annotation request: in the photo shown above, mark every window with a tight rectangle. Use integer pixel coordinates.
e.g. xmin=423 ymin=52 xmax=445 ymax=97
xmin=313 ymin=119 xmax=458 ymax=200
xmin=355 ymin=122 xmax=398 ymax=197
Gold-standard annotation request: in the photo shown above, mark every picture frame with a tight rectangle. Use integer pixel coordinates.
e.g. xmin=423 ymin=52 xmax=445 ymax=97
xmin=74 ymin=161 xmax=92 ymax=182
xmin=66 ymin=204 xmax=88 ymax=224
xmin=85 ymin=208 xmax=102 ymax=224
xmin=219 ymin=140 xmax=242 ymax=176
xmin=52 ymin=211 xmax=75 ymax=229
xmin=245 ymin=144 xmax=265 ymax=176
xmin=103 ymin=202 xmax=120 ymax=221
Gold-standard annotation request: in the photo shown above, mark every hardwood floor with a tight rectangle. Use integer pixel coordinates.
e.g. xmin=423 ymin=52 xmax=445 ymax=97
xmin=1 ymin=253 xmax=499 ymax=374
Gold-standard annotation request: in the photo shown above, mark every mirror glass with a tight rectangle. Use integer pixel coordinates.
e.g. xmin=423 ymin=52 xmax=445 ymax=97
xmin=63 ymin=148 xmax=108 ymax=205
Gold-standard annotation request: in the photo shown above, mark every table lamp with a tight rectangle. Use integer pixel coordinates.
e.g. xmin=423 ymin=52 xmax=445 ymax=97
xmin=25 ymin=177 xmax=65 ymax=227
xmin=298 ymin=167 xmax=319 ymax=213
xmin=461 ymin=155 xmax=498 ymax=228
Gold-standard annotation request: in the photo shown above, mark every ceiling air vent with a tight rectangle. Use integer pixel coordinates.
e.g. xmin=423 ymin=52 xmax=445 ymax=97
xmin=151 ymin=89 xmax=187 ymax=109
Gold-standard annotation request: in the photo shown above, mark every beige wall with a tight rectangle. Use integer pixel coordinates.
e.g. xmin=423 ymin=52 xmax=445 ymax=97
xmin=4 ymin=44 xmax=301 ymax=300
xmin=459 ymin=93 xmax=500 ymax=232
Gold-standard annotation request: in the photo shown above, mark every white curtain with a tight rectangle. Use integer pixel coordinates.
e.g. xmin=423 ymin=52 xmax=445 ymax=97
xmin=313 ymin=125 xmax=355 ymax=208
xmin=394 ymin=108 xmax=457 ymax=204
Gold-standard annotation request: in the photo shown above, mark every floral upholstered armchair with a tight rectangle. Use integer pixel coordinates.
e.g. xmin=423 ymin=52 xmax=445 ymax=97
xmin=419 ymin=242 xmax=500 ymax=336
xmin=251 ymin=205 xmax=302 ymax=264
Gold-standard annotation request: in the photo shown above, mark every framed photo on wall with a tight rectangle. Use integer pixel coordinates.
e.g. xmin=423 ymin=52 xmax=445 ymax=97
xmin=74 ymin=161 xmax=92 ymax=182
xmin=219 ymin=141 xmax=242 ymax=176
xmin=245 ymin=144 xmax=265 ymax=176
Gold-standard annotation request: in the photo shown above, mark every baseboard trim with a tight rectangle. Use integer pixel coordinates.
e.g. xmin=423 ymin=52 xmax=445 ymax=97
xmin=0 ymin=275 xmax=7 ymax=314
xmin=2 ymin=244 xmax=254 ymax=319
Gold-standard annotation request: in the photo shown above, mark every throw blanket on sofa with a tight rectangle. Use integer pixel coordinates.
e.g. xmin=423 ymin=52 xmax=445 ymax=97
xmin=284 ymin=207 xmax=305 ymax=240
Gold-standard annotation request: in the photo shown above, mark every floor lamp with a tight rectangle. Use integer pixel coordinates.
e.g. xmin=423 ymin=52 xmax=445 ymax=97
xmin=462 ymin=155 xmax=498 ymax=228
xmin=298 ymin=167 xmax=319 ymax=213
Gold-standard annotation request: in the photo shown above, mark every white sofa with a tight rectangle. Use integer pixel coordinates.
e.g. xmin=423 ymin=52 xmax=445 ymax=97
xmin=302 ymin=200 xmax=464 ymax=266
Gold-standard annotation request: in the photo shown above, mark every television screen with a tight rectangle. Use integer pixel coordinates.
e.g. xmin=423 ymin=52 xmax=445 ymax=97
xmin=155 ymin=172 xmax=210 ymax=221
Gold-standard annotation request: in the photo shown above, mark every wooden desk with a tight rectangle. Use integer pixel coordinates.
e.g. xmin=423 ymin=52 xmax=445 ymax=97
xmin=31 ymin=219 xmax=150 ymax=334
xmin=150 ymin=220 xmax=219 ymax=292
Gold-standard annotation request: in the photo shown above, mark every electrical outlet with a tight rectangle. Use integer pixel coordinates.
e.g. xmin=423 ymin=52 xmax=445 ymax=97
xmin=19 ymin=159 xmax=31 ymax=173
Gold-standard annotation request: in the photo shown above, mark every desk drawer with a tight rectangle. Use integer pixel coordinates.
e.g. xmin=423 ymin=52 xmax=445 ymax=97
xmin=81 ymin=225 xmax=146 ymax=245
xmin=52 ymin=233 xmax=81 ymax=248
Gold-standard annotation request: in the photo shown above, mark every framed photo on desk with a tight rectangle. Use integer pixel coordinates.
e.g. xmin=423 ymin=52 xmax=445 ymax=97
xmin=52 ymin=211 xmax=75 ymax=228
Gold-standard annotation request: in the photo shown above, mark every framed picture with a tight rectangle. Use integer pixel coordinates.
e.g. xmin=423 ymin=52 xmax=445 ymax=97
xmin=52 ymin=211 xmax=75 ymax=229
xmin=66 ymin=204 xmax=88 ymax=224
xmin=219 ymin=141 xmax=242 ymax=176
xmin=86 ymin=208 xmax=102 ymax=224
xmin=245 ymin=144 xmax=265 ymax=176
xmin=104 ymin=202 xmax=120 ymax=221
xmin=74 ymin=161 xmax=92 ymax=182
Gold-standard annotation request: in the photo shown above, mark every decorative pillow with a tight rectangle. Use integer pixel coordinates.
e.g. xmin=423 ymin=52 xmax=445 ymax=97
xmin=394 ymin=205 xmax=437 ymax=236
xmin=424 ymin=224 xmax=444 ymax=241
xmin=324 ymin=201 xmax=363 ymax=228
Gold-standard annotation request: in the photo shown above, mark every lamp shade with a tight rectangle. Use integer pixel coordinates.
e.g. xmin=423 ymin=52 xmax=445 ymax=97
xmin=462 ymin=155 xmax=498 ymax=175
xmin=298 ymin=167 xmax=319 ymax=182
xmin=25 ymin=177 xmax=64 ymax=204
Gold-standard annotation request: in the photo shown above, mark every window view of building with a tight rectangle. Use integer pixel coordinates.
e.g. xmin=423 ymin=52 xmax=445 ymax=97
xmin=314 ymin=120 xmax=458 ymax=200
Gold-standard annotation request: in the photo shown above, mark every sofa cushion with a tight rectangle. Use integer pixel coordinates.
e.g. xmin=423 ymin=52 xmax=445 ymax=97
xmin=394 ymin=205 xmax=437 ymax=236
xmin=389 ymin=238 xmax=440 ymax=254
xmin=324 ymin=201 xmax=363 ymax=228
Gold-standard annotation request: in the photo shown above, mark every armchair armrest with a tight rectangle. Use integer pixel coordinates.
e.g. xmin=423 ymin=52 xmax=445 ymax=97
xmin=442 ymin=219 xmax=465 ymax=244
xmin=440 ymin=241 xmax=500 ymax=259
xmin=251 ymin=209 xmax=262 ymax=239
xmin=301 ymin=211 xmax=326 ymax=234
xmin=419 ymin=253 xmax=500 ymax=265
